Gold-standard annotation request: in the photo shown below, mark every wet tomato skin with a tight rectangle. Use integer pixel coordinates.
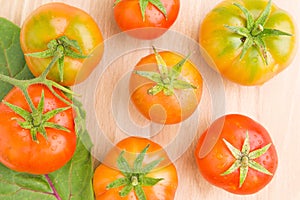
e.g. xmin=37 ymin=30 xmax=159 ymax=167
xmin=0 ymin=84 xmax=77 ymax=175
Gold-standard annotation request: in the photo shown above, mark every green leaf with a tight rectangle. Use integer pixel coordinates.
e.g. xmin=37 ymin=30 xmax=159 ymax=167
xmin=139 ymin=0 xmax=149 ymax=21
xmin=142 ymin=158 xmax=164 ymax=174
xmin=0 ymin=17 xmax=34 ymax=101
xmin=241 ymin=132 xmax=250 ymax=154
xmin=134 ymin=185 xmax=146 ymax=200
xmin=153 ymin=46 xmax=168 ymax=79
xmin=106 ymin=177 xmax=129 ymax=189
xmin=254 ymin=0 xmax=272 ymax=28
xmin=119 ymin=185 xmax=133 ymax=197
xmin=169 ymin=54 xmax=190 ymax=79
xmin=233 ymin=3 xmax=254 ymax=30
xmin=148 ymin=0 xmax=167 ymax=19
xmin=240 ymin=37 xmax=253 ymax=59
xmin=133 ymin=71 xmax=162 ymax=83
xmin=0 ymin=99 xmax=94 ymax=200
xmin=2 ymin=100 xmax=32 ymax=120
xmin=248 ymin=160 xmax=273 ymax=176
xmin=117 ymin=151 xmax=132 ymax=175
xmin=224 ymin=25 xmax=250 ymax=38
xmin=133 ymin=144 xmax=150 ymax=172
xmin=249 ymin=143 xmax=272 ymax=159
xmin=148 ymin=85 xmax=164 ymax=95
xmin=142 ymin=177 xmax=164 ymax=186
xmin=173 ymin=79 xmax=197 ymax=90
xmin=222 ymin=138 xmax=241 ymax=159
xmin=239 ymin=165 xmax=249 ymax=188
xmin=221 ymin=160 xmax=241 ymax=176
xmin=259 ymin=28 xmax=293 ymax=37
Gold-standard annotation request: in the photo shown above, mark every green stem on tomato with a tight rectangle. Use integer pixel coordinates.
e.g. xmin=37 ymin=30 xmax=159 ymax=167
xmin=106 ymin=144 xmax=164 ymax=200
xmin=221 ymin=131 xmax=273 ymax=188
xmin=225 ymin=0 xmax=292 ymax=65
xmin=114 ymin=0 xmax=168 ymax=22
xmin=134 ymin=46 xmax=196 ymax=96
xmin=0 ymin=47 xmax=80 ymax=142
xmin=26 ymin=35 xmax=88 ymax=82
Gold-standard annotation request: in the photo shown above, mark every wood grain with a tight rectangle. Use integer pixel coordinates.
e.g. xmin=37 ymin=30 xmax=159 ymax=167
xmin=1 ymin=0 xmax=300 ymax=199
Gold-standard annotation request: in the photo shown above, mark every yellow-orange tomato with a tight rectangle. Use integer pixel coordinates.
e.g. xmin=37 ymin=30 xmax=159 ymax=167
xmin=199 ymin=0 xmax=297 ymax=85
xmin=130 ymin=50 xmax=203 ymax=124
xmin=20 ymin=2 xmax=104 ymax=86
xmin=93 ymin=137 xmax=178 ymax=199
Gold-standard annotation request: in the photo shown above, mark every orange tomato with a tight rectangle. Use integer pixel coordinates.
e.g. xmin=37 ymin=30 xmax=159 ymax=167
xmin=129 ymin=49 xmax=203 ymax=124
xmin=93 ymin=137 xmax=178 ymax=199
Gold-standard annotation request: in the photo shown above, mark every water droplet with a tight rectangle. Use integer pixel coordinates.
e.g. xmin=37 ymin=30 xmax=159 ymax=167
xmin=263 ymin=160 xmax=267 ymax=165
xmin=22 ymin=136 xmax=28 ymax=142
xmin=216 ymin=153 xmax=223 ymax=160
xmin=52 ymin=135 xmax=58 ymax=140
xmin=51 ymin=145 xmax=57 ymax=152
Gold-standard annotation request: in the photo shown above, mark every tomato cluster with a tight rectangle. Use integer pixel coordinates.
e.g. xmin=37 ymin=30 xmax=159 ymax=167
xmin=0 ymin=2 xmax=104 ymax=174
xmin=0 ymin=0 xmax=296 ymax=199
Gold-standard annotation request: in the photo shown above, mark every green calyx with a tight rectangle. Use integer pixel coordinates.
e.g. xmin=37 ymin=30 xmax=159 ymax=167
xmin=106 ymin=144 xmax=164 ymax=200
xmin=221 ymin=131 xmax=273 ymax=188
xmin=114 ymin=0 xmax=167 ymax=21
xmin=3 ymin=90 xmax=70 ymax=143
xmin=26 ymin=36 xmax=88 ymax=82
xmin=225 ymin=0 xmax=292 ymax=65
xmin=134 ymin=46 xmax=196 ymax=96
xmin=0 ymin=44 xmax=79 ymax=143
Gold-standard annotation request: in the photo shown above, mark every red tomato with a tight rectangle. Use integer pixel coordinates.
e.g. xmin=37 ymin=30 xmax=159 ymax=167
xmin=0 ymin=84 xmax=76 ymax=174
xmin=194 ymin=114 xmax=278 ymax=194
xmin=114 ymin=0 xmax=180 ymax=39
xmin=93 ymin=137 xmax=178 ymax=199
xmin=20 ymin=2 xmax=104 ymax=86
xmin=129 ymin=49 xmax=203 ymax=124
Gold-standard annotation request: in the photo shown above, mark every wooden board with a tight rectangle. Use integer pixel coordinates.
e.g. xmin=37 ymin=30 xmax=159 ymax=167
xmin=1 ymin=0 xmax=300 ymax=199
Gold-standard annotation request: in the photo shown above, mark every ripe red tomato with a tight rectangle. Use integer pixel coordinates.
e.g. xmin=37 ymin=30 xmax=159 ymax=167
xmin=93 ymin=137 xmax=178 ymax=199
xmin=0 ymin=84 xmax=76 ymax=174
xmin=20 ymin=2 xmax=104 ymax=86
xmin=114 ymin=0 xmax=180 ymax=39
xmin=129 ymin=48 xmax=203 ymax=124
xmin=194 ymin=114 xmax=278 ymax=194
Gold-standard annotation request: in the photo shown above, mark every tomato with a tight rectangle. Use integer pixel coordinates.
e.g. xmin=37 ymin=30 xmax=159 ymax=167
xmin=20 ymin=2 xmax=104 ymax=86
xmin=0 ymin=84 xmax=76 ymax=175
xmin=194 ymin=114 xmax=278 ymax=194
xmin=93 ymin=137 xmax=178 ymax=199
xmin=129 ymin=48 xmax=203 ymax=124
xmin=199 ymin=0 xmax=297 ymax=85
xmin=114 ymin=0 xmax=180 ymax=40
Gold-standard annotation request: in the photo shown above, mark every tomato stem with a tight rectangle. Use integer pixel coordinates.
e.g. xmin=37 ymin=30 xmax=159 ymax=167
xmin=106 ymin=144 xmax=164 ymax=200
xmin=114 ymin=0 xmax=168 ymax=22
xmin=221 ymin=131 xmax=273 ymax=188
xmin=0 ymin=51 xmax=79 ymax=142
xmin=134 ymin=46 xmax=196 ymax=96
xmin=225 ymin=0 xmax=292 ymax=65
xmin=26 ymin=35 xmax=88 ymax=83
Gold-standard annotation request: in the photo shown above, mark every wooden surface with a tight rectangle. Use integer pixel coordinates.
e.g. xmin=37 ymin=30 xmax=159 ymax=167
xmin=1 ymin=0 xmax=300 ymax=199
